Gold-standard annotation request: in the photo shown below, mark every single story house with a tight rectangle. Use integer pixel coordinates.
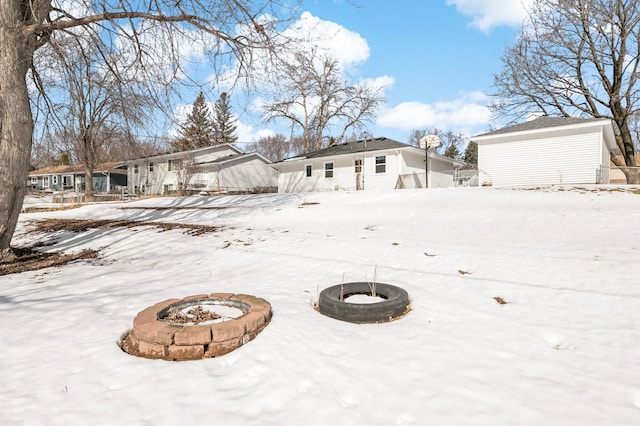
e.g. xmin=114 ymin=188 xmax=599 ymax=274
xmin=277 ymin=136 xmax=465 ymax=193
xmin=471 ymin=116 xmax=619 ymax=186
xmin=127 ymin=144 xmax=277 ymax=195
xmin=28 ymin=162 xmax=127 ymax=193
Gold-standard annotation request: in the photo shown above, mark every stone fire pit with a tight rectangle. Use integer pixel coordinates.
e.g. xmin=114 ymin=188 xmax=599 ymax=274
xmin=121 ymin=293 xmax=272 ymax=361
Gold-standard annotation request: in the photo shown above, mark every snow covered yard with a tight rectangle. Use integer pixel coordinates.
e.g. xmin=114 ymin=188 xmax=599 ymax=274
xmin=2 ymin=186 xmax=640 ymax=425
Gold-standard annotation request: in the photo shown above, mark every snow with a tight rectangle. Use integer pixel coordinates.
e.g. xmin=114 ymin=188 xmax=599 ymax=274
xmin=3 ymin=186 xmax=640 ymax=425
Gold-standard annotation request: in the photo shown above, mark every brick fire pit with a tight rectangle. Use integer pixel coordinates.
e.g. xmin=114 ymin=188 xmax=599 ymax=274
xmin=121 ymin=293 xmax=272 ymax=361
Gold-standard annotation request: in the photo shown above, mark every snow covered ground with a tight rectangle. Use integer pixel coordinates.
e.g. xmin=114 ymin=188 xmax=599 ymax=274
xmin=3 ymin=186 xmax=640 ymax=425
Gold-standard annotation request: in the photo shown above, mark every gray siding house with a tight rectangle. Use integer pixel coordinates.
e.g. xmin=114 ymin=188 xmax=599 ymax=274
xmin=28 ymin=162 xmax=127 ymax=193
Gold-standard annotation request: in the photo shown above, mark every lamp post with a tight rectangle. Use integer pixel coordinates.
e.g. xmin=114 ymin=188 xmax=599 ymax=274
xmin=419 ymin=135 xmax=441 ymax=189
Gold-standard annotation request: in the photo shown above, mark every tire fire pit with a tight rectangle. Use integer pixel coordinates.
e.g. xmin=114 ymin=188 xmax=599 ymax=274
xmin=316 ymin=282 xmax=411 ymax=324
xmin=121 ymin=293 xmax=272 ymax=361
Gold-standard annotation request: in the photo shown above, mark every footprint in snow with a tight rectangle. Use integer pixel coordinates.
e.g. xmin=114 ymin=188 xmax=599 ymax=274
xmin=339 ymin=393 xmax=359 ymax=408
xmin=297 ymin=379 xmax=313 ymax=394
xmin=543 ymin=333 xmax=576 ymax=350
xmin=396 ymin=413 xmax=416 ymax=425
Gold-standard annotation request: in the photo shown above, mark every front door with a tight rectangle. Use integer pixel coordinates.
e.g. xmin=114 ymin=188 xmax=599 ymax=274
xmin=354 ymin=158 xmax=364 ymax=190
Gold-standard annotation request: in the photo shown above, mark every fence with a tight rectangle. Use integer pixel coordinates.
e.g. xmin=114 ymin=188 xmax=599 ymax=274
xmin=395 ymin=170 xmax=481 ymax=189
xmin=603 ymin=166 xmax=640 ymax=184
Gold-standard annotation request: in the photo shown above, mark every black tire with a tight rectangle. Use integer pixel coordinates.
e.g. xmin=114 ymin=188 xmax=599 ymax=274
xmin=318 ymin=282 xmax=411 ymax=324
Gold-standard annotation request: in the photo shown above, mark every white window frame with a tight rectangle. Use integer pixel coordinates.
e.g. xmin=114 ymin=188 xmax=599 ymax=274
xmin=324 ymin=162 xmax=334 ymax=179
xmin=375 ymin=155 xmax=386 ymax=174
xmin=43 ymin=176 xmax=49 ymax=188
xmin=354 ymin=159 xmax=362 ymax=173
xmin=168 ymin=159 xmax=183 ymax=171
xmin=30 ymin=176 xmax=37 ymax=184
xmin=133 ymin=164 xmax=139 ymax=174
xmin=149 ymin=162 xmax=154 ymax=172
xmin=52 ymin=175 xmax=58 ymax=185
xmin=305 ymin=164 xmax=312 ymax=178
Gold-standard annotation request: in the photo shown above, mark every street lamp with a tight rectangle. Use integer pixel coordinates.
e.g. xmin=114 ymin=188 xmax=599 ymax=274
xmin=420 ymin=135 xmax=441 ymax=189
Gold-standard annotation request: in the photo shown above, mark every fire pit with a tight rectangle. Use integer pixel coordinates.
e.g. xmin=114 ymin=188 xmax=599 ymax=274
xmin=121 ymin=293 xmax=272 ymax=361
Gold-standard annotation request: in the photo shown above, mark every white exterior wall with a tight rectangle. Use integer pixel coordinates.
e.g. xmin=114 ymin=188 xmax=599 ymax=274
xmin=201 ymin=158 xmax=277 ymax=192
xmin=278 ymin=150 xmax=399 ymax=193
xmin=128 ymin=147 xmax=274 ymax=195
xmin=477 ymin=128 xmax=603 ymax=186
xmin=129 ymin=159 xmax=181 ymax=195
xmin=278 ymin=149 xmax=434 ymax=193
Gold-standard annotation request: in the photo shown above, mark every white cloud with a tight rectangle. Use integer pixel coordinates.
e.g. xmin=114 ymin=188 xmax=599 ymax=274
xmin=359 ymin=75 xmax=395 ymax=94
xmin=377 ymin=91 xmax=491 ymax=135
xmin=446 ymin=0 xmax=533 ymax=32
xmin=221 ymin=11 xmax=372 ymax=90
xmin=284 ymin=11 xmax=370 ymax=70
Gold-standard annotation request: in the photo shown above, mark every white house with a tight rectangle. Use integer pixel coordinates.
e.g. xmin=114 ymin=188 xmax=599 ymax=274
xmin=128 ymin=144 xmax=277 ymax=195
xmin=471 ymin=116 xmax=619 ymax=186
xmin=277 ymin=137 xmax=464 ymax=193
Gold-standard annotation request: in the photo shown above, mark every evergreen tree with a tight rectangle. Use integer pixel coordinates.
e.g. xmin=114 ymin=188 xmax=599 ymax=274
xmin=463 ymin=142 xmax=478 ymax=167
xmin=212 ymin=92 xmax=238 ymax=145
xmin=444 ymin=144 xmax=460 ymax=159
xmin=172 ymin=91 xmax=215 ymax=151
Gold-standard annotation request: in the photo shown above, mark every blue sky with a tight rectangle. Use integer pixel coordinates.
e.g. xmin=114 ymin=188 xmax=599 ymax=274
xmin=178 ymin=1 xmax=533 ymax=145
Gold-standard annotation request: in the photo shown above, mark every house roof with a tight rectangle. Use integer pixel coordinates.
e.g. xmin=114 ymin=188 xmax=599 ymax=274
xmin=197 ymin=152 xmax=271 ymax=166
xmin=473 ymin=116 xmax=608 ymax=138
xmin=127 ymin=143 xmax=244 ymax=162
xmin=471 ymin=116 xmax=619 ymax=153
xmin=29 ymin=161 xmax=126 ymax=176
xmin=285 ymin=137 xmax=411 ymax=161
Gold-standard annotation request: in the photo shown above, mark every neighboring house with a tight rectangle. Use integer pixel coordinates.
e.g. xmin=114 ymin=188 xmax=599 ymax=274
xmin=471 ymin=116 xmax=619 ymax=186
xmin=28 ymin=162 xmax=127 ymax=193
xmin=277 ymin=136 xmax=465 ymax=193
xmin=127 ymin=144 xmax=277 ymax=195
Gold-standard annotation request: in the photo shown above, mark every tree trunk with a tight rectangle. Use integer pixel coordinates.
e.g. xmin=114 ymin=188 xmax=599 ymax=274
xmin=0 ymin=4 xmax=36 ymax=250
xmin=618 ymin=122 xmax=639 ymax=184
xmin=84 ymin=165 xmax=95 ymax=201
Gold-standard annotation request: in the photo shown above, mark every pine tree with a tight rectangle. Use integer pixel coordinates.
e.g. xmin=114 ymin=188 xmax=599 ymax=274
xmin=172 ymin=91 xmax=215 ymax=151
xmin=212 ymin=92 xmax=238 ymax=145
xmin=444 ymin=143 xmax=460 ymax=159
xmin=463 ymin=142 xmax=478 ymax=167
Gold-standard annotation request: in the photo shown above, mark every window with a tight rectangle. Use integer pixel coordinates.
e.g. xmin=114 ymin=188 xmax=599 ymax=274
xmin=52 ymin=175 xmax=58 ymax=185
xmin=375 ymin=156 xmax=386 ymax=174
xmin=305 ymin=164 xmax=312 ymax=178
xmin=133 ymin=164 xmax=139 ymax=174
xmin=324 ymin=162 xmax=334 ymax=178
xmin=30 ymin=176 xmax=37 ymax=184
xmin=354 ymin=159 xmax=362 ymax=173
xmin=149 ymin=162 xmax=154 ymax=172
xmin=168 ymin=159 xmax=183 ymax=171
xmin=63 ymin=175 xmax=72 ymax=187
xmin=43 ymin=176 xmax=49 ymax=188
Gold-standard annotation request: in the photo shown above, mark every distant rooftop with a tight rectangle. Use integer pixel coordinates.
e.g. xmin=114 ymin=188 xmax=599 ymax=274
xmin=474 ymin=116 xmax=608 ymax=138
xmin=288 ymin=137 xmax=410 ymax=160
xmin=30 ymin=161 xmax=126 ymax=175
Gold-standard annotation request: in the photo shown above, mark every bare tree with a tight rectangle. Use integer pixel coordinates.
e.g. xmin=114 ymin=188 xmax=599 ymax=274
xmin=262 ymin=49 xmax=385 ymax=152
xmin=0 ymin=0 xmax=297 ymax=257
xmin=408 ymin=128 xmax=467 ymax=158
xmin=491 ymin=0 xmax=640 ymax=182
xmin=246 ymin=134 xmax=291 ymax=162
xmin=44 ymin=38 xmax=153 ymax=198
